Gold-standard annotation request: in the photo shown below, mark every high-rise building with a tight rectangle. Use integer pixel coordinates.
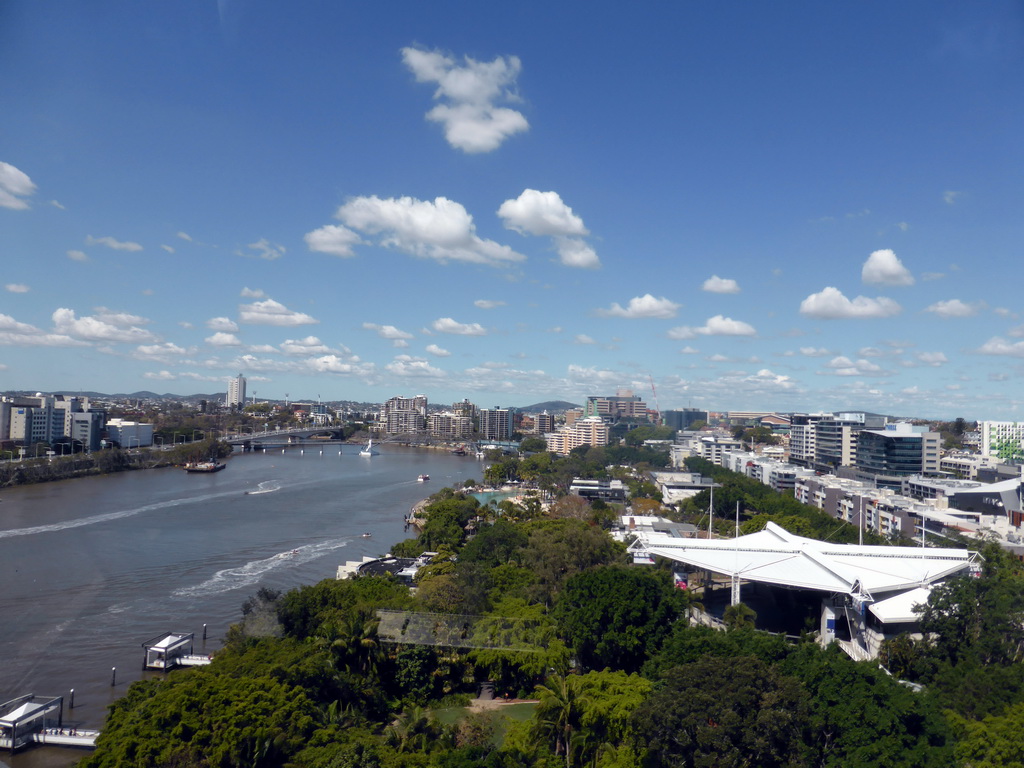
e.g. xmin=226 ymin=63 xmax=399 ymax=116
xmin=428 ymin=412 xmax=473 ymax=440
xmin=856 ymin=423 xmax=940 ymax=481
xmin=479 ymin=407 xmax=512 ymax=441
xmin=661 ymin=409 xmax=707 ymax=431
xmin=535 ymin=411 xmax=555 ymax=434
xmin=381 ymin=395 xmax=428 ymax=434
xmin=584 ymin=390 xmax=648 ymax=421
xmin=543 ymin=416 xmax=610 ymax=455
xmin=981 ymin=421 xmax=1024 ymax=462
xmin=227 ymin=374 xmax=247 ymax=408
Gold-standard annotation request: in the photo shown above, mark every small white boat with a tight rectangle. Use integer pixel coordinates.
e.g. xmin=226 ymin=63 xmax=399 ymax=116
xmin=359 ymin=439 xmax=378 ymax=457
xmin=360 ymin=532 xmax=372 ymax=538
xmin=417 ymin=474 xmax=429 ymax=482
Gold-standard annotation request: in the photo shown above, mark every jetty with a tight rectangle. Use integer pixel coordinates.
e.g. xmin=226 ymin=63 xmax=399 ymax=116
xmin=143 ymin=632 xmax=212 ymax=670
xmin=0 ymin=694 xmax=98 ymax=753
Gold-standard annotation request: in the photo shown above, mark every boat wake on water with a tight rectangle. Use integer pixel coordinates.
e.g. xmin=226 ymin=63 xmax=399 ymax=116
xmin=0 ymin=489 xmax=244 ymax=539
xmin=245 ymin=481 xmax=282 ymax=495
xmin=171 ymin=538 xmax=352 ymax=599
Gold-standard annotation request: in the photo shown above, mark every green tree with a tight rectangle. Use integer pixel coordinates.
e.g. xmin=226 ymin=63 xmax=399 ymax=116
xmin=554 ymin=566 xmax=685 ymax=673
xmin=630 ymin=655 xmax=810 ymax=768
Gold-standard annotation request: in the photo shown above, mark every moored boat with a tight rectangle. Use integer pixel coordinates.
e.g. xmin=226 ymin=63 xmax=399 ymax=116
xmin=184 ymin=461 xmax=226 ymax=473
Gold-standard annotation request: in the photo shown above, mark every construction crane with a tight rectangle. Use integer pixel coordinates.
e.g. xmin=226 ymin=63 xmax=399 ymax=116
xmin=648 ymin=374 xmax=661 ymax=425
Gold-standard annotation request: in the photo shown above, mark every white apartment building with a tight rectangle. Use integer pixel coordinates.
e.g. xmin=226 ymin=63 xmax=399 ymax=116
xmin=428 ymin=412 xmax=473 ymax=440
xmin=227 ymin=374 xmax=247 ymax=408
xmin=479 ymin=407 xmax=512 ymax=441
xmin=544 ymin=416 xmax=610 ymax=455
xmin=380 ymin=395 xmax=428 ymax=434
xmin=981 ymin=421 xmax=1024 ymax=462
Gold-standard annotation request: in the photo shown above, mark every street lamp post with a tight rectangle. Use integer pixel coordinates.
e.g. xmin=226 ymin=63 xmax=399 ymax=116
xmin=155 ymin=435 xmax=164 ymax=449
xmin=128 ymin=437 xmax=140 ymax=451
xmin=175 ymin=433 xmax=186 ymax=446
xmin=192 ymin=429 xmax=204 ymax=443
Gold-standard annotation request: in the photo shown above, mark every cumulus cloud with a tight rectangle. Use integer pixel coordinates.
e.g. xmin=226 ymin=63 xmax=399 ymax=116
xmin=498 ymin=189 xmax=599 ymax=269
xmin=134 ymin=342 xmax=190 ymax=361
xmin=679 ymin=346 xmax=699 ymax=354
xmin=667 ymin=315 xmax=757 ymax=339
xmin=239 ymin=238 xmax=285 ymax=261
xmin=5 ymin=283 xmax=29 ymax=293
xmin=279 ymin=336 xmax=334 ymax=356
xmin=86 ymin=235 xmax=143 ymax=252
xmin=0 ymin=161 xmax=37 ymax=210
xmin=335 ymin=195 xmax=523 ymax=267
xmin=143 ymin=370 xmax=177 ymax=381
xmin=240 ymin=287 xmax=265 ymax=298
xmin=386 ymin=354 xmax=447 ymax=377
xmin=976 ymin=337 xmax=1024 ymax=358
xmin=239 ymin=299 xmax=318 ymax=326
xmin=799 ymin=287 xmax=901 ymax=319
xmin=304 ymin=224 xmax=362 ymax=258
xmin=161 ymin=244 xmax=175 ymax=254
xmin=0 ymin=313 xmax=84 ymax=346
xmin=67 ymin=250 xmax=88 ymax=262
xmin=824 ymin=356 xmax=886 ymax=377
xmin=862 ymin=249 xmax=914 ymax=286
xmin=401 ymin=46 xmax=528 ymax=153
xmin=597 ymin=294 xmax=680 ymax=319
xmin=702 ymin=275 xmax=740 ymax=294
xmin=925 ymin=299 xmax=978 ymax=318
xmin=177 ymin=231 xmax=193 ymax=241
xmin=50 ymin=200 xmax=65 ymax=210
xmin=52 ymin=308 xmax=156 ymax=343
xmin=362 ymin=322 xmax=414 ymax=340
xmin=205 ymin=332 xmax=242 ymax=346
xmin=432 ymin=317 xmax=487 ymax=336
xmin=474 ymin=299 xmax=506 ymax=309
xmin=574 ymin=334 xmax=596 ymax=345
xmin=206 ymin=317 xmax=239 ymax=332
xmin=916 ymin=351 xmax=948 ymax=366
xmin=944 ymin=190 xmax=961 ymax=205
xmin=425 ymin=343 xmax=451 ymax=357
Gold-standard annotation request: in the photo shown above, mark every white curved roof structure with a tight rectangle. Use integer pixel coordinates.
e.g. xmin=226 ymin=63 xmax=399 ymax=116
xmin=632 ymin=521 xmax=979 ymax=601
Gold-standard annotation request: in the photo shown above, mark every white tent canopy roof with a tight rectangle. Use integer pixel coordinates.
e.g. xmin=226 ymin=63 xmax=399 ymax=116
xmin=635 ymin=521 xmax=977 ymax=599
xmin=868 ymin=586 xmax=933 ymax=624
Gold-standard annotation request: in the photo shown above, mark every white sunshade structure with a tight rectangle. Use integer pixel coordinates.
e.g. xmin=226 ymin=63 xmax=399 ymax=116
xmin=631 ymin=521 xmax=980 ymax=603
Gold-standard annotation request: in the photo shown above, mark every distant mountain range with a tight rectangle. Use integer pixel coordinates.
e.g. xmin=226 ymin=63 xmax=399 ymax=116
xmin=518 ymin=400 xmax=580 ymax=413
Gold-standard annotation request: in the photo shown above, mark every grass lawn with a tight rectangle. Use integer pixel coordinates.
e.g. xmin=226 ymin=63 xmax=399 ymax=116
xmin=433 ymin=702 xmax=537 ymax=746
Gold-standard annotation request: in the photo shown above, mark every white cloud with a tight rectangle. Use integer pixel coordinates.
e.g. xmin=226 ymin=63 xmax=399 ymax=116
xmin=702 ymin=275 xmax=740 ymax=294
xmin=240 ymin=287 xmax=265 ymax=298
xmin=336 ymin=195 xmax=524 ymax=267
xmin=922 ymin=272 xmax=945 ymax=281
xmin=205 ymin=332 xmax=242 ymax=346
xmin=0 ymin=161 xmax=37 ymax=210
xmin=134 ymin=342 xmax=190 ymax=361
xmin=574 ymin=334 xmax=596 ymax=345
xmin=280 ymin=336 xmax=333 ymax=356
xmin=679 ymin=346 xmax=699 ymax=354
xmin=597 ymin=294 xmax=680 ymax=319
xmin=239 ymin=238 xmax=285 ymax=261
xmin=0 ymin=313 xmax=84 ymax=346
xmin=554 ymin=237 xmax=600 ymax=269
xmin=916 ymin=351 xmax=948 ymax=366
xmin=498 ymin=189 xmax=588 ymax=237
xmin=239 ymin=299 xmax=318 ymax=326
xmin=668 ymin=314 xmax=757 ymax=339
xmin=976 ymin=337 xmax=1024 ymax=358
xmin=425 ymin=343 xmax=451 ymax=357
xmin=497 ymin=189 xmax=599 ymax=269
xmin=143 ymin=370 xmax=177 ymax=381
xmin=707 ymin=354 xmax=729 ymax=363
xmin=161 ymin=244 xmax=175 ymax=254
xmin=944 ymin=190 xmax=961 ymax=205
xmin=304 ymin=224 xmax=362 ymax=258
xmin=799 ymin=287 xmax=901 ymax=319
xmin=798 ymin=347 xmax=829 ymax=357
xmin=5 ymin=283 xmax=29 ymax=293
xmin=206 ymin=317 xmax=239 ymax=332
xmin=401 ymin=46 xmax=528 ymax=153
xmin=925 ymin=299 xmax=977 ymax=318
xmin=385 ymin=354 xmax=447 ymax=377
xmin=86 ymin=235 xmax=143 ymax=252
xmin=50 ymin=200 xmax=65 ymax=210
xmin=177 ymin=231 xmax=193 ymax=241
xmin=474 ymin=299 xmax=506 ymax=309
xmin=67 ymin=250 xmax=88 ymax=262
xmin=93 ymin=308 xmax=150 ymax=327
xmin=824 ymin=356 xmax=886 ymax=377
xmin=432 ymin=317 xmax=487 ymax=336
xmin=52 ymin=308 xmax=156 ymax=343
xmin=862 ymin=249 xmax=914 ymax=286
xmin=362 ymin=322 xmax=414 ymax=340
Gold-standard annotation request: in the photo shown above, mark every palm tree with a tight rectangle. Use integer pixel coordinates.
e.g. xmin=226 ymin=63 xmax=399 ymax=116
xmin=534 ymin=673 xmax=588 ymax=768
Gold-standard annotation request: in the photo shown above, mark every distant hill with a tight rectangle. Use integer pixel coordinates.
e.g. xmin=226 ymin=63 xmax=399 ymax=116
xmin=519 ymin=400 xmax=580 ymax=413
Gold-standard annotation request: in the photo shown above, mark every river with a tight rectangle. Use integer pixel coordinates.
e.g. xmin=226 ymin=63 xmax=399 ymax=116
xmin=0 ymin=444 xmax=482 ymax=767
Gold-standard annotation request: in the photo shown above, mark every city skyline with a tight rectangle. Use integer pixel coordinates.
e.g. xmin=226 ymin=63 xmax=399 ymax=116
xmin=3 ymin=2 xmax=1024 ymax=419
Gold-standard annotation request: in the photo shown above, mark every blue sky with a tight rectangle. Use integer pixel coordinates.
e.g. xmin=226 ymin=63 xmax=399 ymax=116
xmin=2 ymin=1 xmax=1023 ymax=418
